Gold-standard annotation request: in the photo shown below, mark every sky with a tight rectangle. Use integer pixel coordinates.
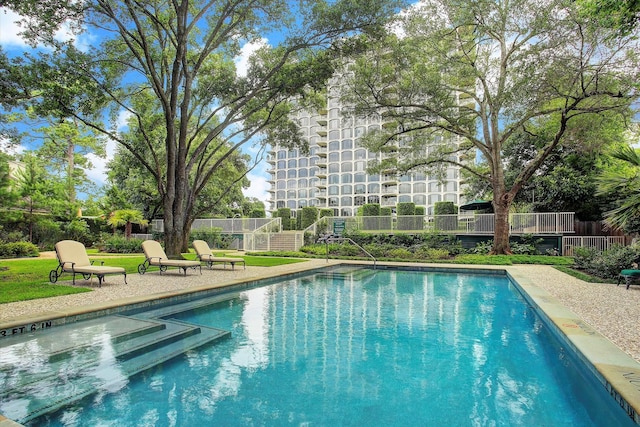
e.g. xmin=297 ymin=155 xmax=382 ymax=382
xmin=0 ymin=8 xmax=272 ymax=206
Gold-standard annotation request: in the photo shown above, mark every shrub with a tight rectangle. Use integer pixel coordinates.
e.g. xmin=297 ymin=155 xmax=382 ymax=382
xmin=387 ymin=248 xmax=413 ymax=259
xmin=300 ymin=207 xmax=318 ymax=230
xmin=471 ymin=240 xmax=494 ymax=255
xmin=0 ymin=241 xmax=39 ymax=258
xmin=362 ymin=203 xmax=380 ymax=216
xmin=397 ymin=202 xmax=416 ymax=216
xmin=415 ymin=247 xmax=450 ymax=260
xmin=275 ymin=208 xmax=292 ymax=230
xmin=103 ymin=236 xmax=144 ymax=253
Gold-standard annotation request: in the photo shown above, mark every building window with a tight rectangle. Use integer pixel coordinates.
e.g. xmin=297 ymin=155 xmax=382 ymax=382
xmin=413 ymin=182 xmax=426 ymax=193
xmin=341 ymin=185 xmax=352 ymax=195
xmin=341 ymin=151 xmax=353 ymax=161
xmin=329 ymin=130 xmax=340 ymax=140
xmin=277 ymin=170 xmax=286 ymax=180
xmin=342 ymin=139 xmax=353 ymax=150
xmin=329 ymin=140 xmax=340 ymax=151
xmin=341 ymin=162 xmax=352 ymax=172
xmin=341 ymin=196 xmax=352 ymax=206
xmin=354 ymin=172 xmax=366 ymax=183
xmin=414 ymin=194 xmax=426 ymax=205
xmin=329 ymin=174 xmax=340 ymax=184
xmin=328 ymin=185 xmax=339 ymax=195
xmin=368 ymin=183 xmax=380 ymax=193
xmin=287 ymin=169 xmax=297 ymax=178
xmin=367 ymin=195 xmax=380 ymax=204
xmin=287 ymin=159 xmax=297 ymax=168
xmin=354 ymin=184 xmax=366 ymax=194
xmin=299 ymin=158 xmax=308 ymax=167
xmin=341 ymin=174 xmax=353 ymax=184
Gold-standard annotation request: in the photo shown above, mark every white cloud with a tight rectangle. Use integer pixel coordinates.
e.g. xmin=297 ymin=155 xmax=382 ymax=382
xmin=242 ymin=172 xmax=271 ymax=207
xmin=0 ymin=7 xmax=77 ymax=48
xmin=0 ymin=8 xmax=27 ymax=47
xmin=234 ymin=38 xmax=269 ymax=78
xmin=116 ymin=110 xmax=132 ymax=131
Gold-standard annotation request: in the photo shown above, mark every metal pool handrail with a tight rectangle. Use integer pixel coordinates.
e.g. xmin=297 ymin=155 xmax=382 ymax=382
xmin=320 ymin=235 xmax=377 ymax=268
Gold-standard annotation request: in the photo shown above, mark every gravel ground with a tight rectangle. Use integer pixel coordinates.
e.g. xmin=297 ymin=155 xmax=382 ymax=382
xmin=1 ymin=259 xmax=638 ymax=363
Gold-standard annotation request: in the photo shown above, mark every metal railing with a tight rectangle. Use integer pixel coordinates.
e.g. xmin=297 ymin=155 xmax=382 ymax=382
xmin=321 ymin=235 xmax=376 ymax=268
xmin=151 ymin=218 xmax=275 ymax=234
xmin=307 ymin=213 xmax=576 ymax=235
xmin=562 ymin=236 xmax=626 ymax=256
xmin=243 ymin=218 xmax=283 ymax=252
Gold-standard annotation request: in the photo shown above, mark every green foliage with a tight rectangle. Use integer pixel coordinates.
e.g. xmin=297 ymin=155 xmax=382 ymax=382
xmin=64 ymin=218 xmax=91 ymax=245
xmin=319 ymin=209 xmax=333 ymax=218
xmin=362 ymin=203 xmax=380 ymax=216
xmin=415 ymin=206 xmax=425 ymax=215
xmin=572 ymin=244 xmax=640 ymax=280
xmin=276 ymin=208 xmax=292 ymax=230
xmin=190 ymin=228 xmax=233 ymax=249
xmin=0 ymin=241 xmax=39 ymax=258
xmin=434 ymin=201 xmax=456 ymax=215
xmin=597 ymin=145 xmax=640 ymax=233
xmin=301 ymin=206 xmax=319 ymax=229
xmin=102 ymin=236 xmax=143 ymax=253
xmin=380 ymin=207 xmax=392 ymax=216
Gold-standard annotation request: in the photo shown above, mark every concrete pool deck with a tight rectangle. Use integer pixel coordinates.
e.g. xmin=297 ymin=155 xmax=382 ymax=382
xmin=1 ymin=258 xmax=640 ymax=425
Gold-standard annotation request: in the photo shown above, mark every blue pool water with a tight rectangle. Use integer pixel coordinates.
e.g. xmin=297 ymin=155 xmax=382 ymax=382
xmin=7 ymin=267 xmax=636 ymax=426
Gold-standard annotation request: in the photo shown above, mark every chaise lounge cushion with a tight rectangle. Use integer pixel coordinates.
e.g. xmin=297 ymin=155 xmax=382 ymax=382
xmin=139 ymin=240 xmax=201 ymax=275
xmin=192 ymin=240 xmax=246 ymax=269
xmin=53 ymin=240 xmax=127 ymax=286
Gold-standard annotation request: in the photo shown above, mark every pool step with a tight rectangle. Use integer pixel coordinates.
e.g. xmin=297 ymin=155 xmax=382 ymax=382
xmin=315 ymin=266 xmax=377 ymax=282
xmin=0 ymin=315 xmax=229 ymax=424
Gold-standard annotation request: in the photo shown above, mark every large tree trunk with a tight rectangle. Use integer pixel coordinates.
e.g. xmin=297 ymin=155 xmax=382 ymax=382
xmin=491 ymin=191 xmax=513 ymax=255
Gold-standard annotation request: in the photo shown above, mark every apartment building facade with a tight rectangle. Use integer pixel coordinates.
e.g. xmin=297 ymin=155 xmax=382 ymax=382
xmin=267 ymin=73 xmax=463 ymax=217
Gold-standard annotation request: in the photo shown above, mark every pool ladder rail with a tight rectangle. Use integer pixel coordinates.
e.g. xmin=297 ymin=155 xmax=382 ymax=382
xmin=319 ymin=234 xmax=377 ymax=268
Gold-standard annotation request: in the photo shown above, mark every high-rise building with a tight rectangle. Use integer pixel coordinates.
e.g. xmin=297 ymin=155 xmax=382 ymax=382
xmin=267 ymin=72 xmax=463 ymax=217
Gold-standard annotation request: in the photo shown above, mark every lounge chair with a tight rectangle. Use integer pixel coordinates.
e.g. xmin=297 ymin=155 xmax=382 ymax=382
xmin=49 ymin=240 xmax=127 ymax=287
xmin=192 ymin=240 xmax=246 ymax=270
xmin=138 ymin=240 xmax=201 ymax=275
xmin=617 ymin=269 xmax=640 ymax=289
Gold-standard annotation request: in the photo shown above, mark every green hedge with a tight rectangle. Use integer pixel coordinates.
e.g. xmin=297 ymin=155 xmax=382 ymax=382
xmin=0 ymin=241 xmax=39 ymax=258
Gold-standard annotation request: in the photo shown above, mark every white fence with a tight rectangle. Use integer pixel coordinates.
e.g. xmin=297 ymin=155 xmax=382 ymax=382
xmin=150 ymin=218 xmax=275 ymax=234
xmin=310 ymin=213 xmax=575 ymax=235
xmin=562 ymin=236 xmax=627 ymax=256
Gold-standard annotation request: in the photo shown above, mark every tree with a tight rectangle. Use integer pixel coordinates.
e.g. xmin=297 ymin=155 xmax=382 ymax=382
xmin=31 ymin=119 xmax=105 ymax=217
xmin=8 ymin=0 xmax=402 ymax=256
xmin=346 ymin=0 xmax=639 ymax=254
xmin=597 ymin=136 xmax=640 ymax=234
xmin=107 ymin=209 xmax=148 ymax=239
xmin=576 ymin=0 xmax=640 ymax=35
xmin=465 ymin=112 xmax=628 ymax=221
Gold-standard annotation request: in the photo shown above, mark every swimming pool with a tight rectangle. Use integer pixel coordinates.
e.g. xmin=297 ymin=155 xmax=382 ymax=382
xmin=0 ymin=266 xmax=637 ymax=425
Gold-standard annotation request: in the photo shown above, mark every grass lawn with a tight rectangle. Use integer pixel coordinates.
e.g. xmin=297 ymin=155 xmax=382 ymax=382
xmin=0 ymin=253 xmax=309 ymax=304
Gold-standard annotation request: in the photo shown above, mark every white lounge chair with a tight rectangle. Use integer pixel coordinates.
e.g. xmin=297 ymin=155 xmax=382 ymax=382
xmin=138 ymin=240 xmax=201 ymax=275
xmin=50 ymin=240 xmax=127 ymax=287
xmin=192 ymin=240 xmax=246 ymax=270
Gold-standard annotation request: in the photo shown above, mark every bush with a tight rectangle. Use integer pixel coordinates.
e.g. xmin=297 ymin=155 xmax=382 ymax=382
xmin=415 ymin=247 xmax=450 ymax=260
xmin=0 ymin=241 xmax=39 ymax=258
xmin=387 ymin=248 xmax=413 ymax=259
xmin=102 ymin=236 xmax=144 ymax=253
xmin=573 ymin=244 xmax=640 ymax=280
xmin=362 ymin=204 xmax=380 ymax=216
xmin=397 ymin=202 xmax=416 ymax=216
